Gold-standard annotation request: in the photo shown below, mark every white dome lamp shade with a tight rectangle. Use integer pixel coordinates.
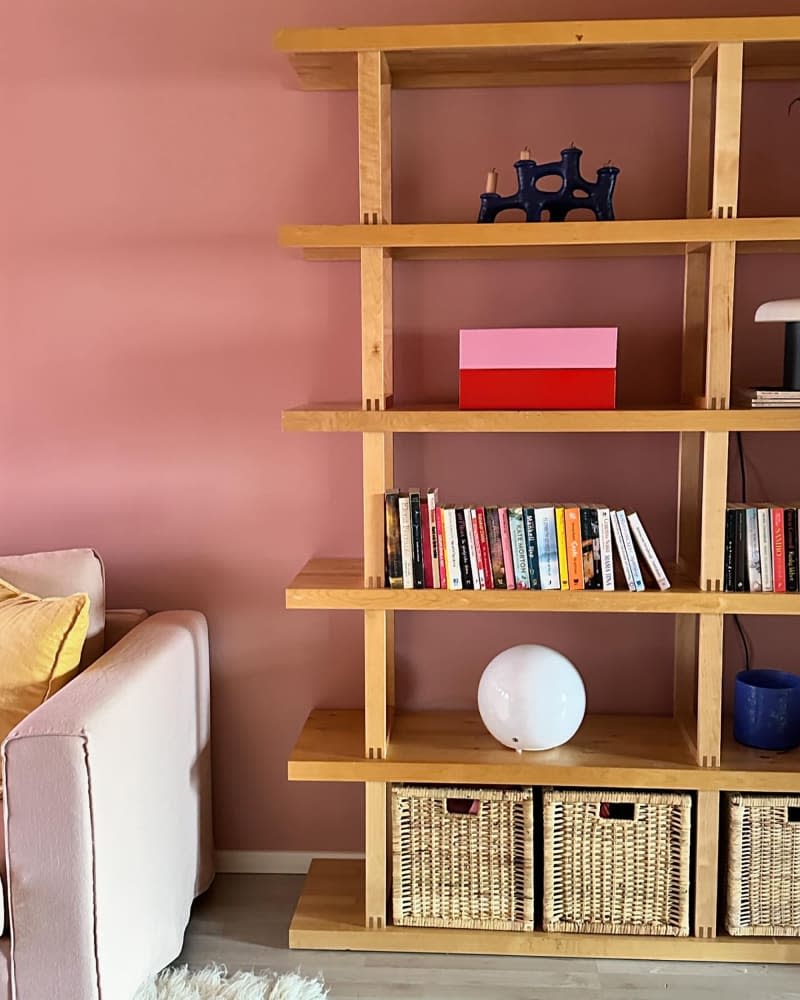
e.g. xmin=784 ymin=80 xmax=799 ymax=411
xmin=477 ymin=644 xmax=586 ymax=752
xmin=754 ymin=299 xmax=800 ymax=391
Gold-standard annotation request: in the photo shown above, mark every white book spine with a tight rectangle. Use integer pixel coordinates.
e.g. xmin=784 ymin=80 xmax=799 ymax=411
xmin=746 ymin=507 xmax=762 ymax=592
xmin=427 ymin=489 xmax=440 ymax=589
xmin=611 ymin=511 xmax=636 ymax=591
xmin=465 ymin=508 xmax=483 ymax=589
xmin=444 ymin=507 xmax=462 ymax=590
xmin=628 ymin=512 xmax=671 ymax=591
xmin=597 ymin=507 xmax=615 ymax=591
xmin=616 ymin=512 xmax=645 ymax=591
xmin=534 ymin=507 xmax=560 ymax=590
xmin=398 ymin=496 xmax=414 ymax=589
xmin=509 ymin=508 xmax=530 ymax=589
xmin=757 ymin=506 xmax=772 ymax=592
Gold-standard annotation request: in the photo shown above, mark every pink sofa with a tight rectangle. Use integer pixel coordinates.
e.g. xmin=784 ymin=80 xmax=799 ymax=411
xmin=0 ymin=549 xmax=214 ymax=1000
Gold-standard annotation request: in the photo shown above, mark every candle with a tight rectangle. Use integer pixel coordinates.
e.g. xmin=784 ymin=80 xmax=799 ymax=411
xmin=485 ymin=168 xmax=498 ymax=193
xmin=519 ymin=147 xmax=532 ymax=160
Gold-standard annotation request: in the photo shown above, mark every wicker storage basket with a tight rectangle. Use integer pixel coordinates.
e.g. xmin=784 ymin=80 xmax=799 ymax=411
xmin=543 ymin=789 xmax=691 ymax=936
xmin=726 ymin=793 xmax=800 ymax=936
xmin=391 ymin=784 xmax=534 ymax=931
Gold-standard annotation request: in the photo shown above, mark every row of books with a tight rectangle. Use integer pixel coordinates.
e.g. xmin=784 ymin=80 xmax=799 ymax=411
xmin=384 ymin=489 xmax=671 ymax=592
xmin=724 ymin=505 xmax=799 ymax=592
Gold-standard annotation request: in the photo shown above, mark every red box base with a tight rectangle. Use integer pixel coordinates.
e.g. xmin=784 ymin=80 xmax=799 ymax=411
xmin=459 ymin=368 xmax=617 ymax=410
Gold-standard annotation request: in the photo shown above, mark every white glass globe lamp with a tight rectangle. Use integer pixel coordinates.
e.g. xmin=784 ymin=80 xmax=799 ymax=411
xmin=477 ymin=644 xmax=586 ymax=752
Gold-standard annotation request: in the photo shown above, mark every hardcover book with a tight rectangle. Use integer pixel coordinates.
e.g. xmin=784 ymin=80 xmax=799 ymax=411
xmin=409 ymin=489 xmax=424 ymax=589
xmin=384 ymin=490 xmax=403 ymax=589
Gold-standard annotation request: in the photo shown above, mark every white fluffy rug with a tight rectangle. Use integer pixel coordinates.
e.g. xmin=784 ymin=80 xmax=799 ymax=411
xmin=133 ymin=965 xmax=328 ymax=1000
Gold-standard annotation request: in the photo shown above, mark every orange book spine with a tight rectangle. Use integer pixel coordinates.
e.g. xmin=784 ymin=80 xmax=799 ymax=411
xmin=564 ymin=506 xmax=584 ymax=590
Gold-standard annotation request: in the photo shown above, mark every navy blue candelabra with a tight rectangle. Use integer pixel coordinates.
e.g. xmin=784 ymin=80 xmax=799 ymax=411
xmin=478 ymin=146 xmax=619 ymax=223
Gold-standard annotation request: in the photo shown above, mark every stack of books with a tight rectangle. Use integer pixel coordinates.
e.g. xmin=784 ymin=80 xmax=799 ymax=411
xmin=724 ymin=504 xmax=799 ymax=592
xmin=384 ymin=489 xmax=670 ymax=592
xmin=458 ymin=327 xmax=618 ymax=410
xmin=736 ymin=387 xmax=800 ymax=409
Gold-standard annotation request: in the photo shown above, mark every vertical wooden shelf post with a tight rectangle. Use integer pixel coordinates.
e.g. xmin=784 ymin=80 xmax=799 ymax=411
xmin=359 ymin=49 xmax=394 ymax=930
xmin=694 ymin=789 xmax=721 ymax=938
xmin=674 ymin=49 xmax=713 ymax=757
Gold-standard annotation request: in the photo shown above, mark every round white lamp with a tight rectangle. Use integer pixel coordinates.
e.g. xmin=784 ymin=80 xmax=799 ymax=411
xmin=754 ymin=299 xmax=800 ymax=390
xmin=477 ymin=644 xmax=586 ymax=752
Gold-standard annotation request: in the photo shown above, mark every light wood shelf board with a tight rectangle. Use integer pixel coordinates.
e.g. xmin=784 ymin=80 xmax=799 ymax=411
xmin=287 ymin=558 xmax=800 ymax=613
xmin=275 ymin=19 xmax=800 ymax=90
xmin=282 ymin=403 xmax=800 ymax=434
xmin=290 ymin=709 xmax=699 ymax=788
xmin=291 ymin=859 xmax=800 ymax=960
xmin=289 ymin=709 xmax=800 ymax=792
xmin=281 ymin=219 xmax=800 ymax=260
xmin=287 ymin=558 xmax=708 ymax=612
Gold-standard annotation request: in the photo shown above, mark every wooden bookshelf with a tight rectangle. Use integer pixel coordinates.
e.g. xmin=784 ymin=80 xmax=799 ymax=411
xmin=283 ymin=403 xmax=800 ymax=434
xmin=278 ymin=16 xmax=800 ymax=959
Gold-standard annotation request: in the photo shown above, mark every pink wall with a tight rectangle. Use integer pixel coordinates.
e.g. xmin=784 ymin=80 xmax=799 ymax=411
xmin=2 ymin=0 xmax=800 ymax=851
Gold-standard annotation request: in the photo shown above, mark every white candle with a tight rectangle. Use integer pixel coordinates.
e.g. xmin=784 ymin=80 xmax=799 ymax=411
xmin=485 ymin=169 xmax=498 ymax=193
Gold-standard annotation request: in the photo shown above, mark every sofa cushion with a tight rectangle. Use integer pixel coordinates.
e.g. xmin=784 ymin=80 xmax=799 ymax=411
xmin=0 ymin=550 xmax=104 ymax=666
xmin=0 ymin=581 xmax=90 ymax=743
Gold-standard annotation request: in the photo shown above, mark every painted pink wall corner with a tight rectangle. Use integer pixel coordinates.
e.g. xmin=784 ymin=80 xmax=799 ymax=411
xmin=2 ymin=0 xmax=800 ymax=851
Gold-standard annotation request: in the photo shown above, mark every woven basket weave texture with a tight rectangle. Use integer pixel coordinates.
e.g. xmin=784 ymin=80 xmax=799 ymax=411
xmin=391 ymin=785 xmax=534 ymax=931
xmin=543 ymin=788 xmax=691 ymax=936
xmin=726 ymin=793 xmax=800 ymax=936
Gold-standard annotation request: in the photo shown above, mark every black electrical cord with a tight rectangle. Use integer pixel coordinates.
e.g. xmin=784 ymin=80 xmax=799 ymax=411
xmin=733 ymin=431 xmax=751 ymax=671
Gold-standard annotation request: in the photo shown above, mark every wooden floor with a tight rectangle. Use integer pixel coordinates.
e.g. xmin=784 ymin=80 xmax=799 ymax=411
xmin=176 ymin=874 xmax=800 ymax=1000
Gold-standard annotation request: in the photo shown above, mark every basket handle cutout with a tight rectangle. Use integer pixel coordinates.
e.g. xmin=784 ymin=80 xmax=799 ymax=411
xmin=598 ymin=802 xmax=636 ymax=820
xmin=446 ymin=798 xmax=481 ymax=816
xmin=787 ymin=807 xmax=800 ymax=823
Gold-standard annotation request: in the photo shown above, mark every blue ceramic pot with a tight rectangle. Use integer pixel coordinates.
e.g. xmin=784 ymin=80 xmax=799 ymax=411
xmin=734 ymin=669 xmax=800 ymax=751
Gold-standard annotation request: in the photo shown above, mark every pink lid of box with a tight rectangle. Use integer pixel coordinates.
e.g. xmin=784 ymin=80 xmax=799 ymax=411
xmin=459 ymin=327 xmax=618 ymax=370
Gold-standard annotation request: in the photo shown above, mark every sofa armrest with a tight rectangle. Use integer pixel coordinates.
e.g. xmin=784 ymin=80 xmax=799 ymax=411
xmin=2 ymin=611 xmax=214 ymax=1000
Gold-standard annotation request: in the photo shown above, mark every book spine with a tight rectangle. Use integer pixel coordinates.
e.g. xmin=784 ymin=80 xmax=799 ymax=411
xmin=757 ymin=506 xmax=773 ymax=593
xmin=565 ymin=507 xmax=584 ymax=590
xmin=773 ymin=507 xmax=787 ymax=593
xmin=522 ymin=507 xmax=541 ymax=590
xmin=384 ymin=491 xmax=403 ymax=589
xmin=555 ymin=507 xmax=570 ymax=590
xmin=427 ymin=489 xmax=441 ymax=589
xmin=409 ymin=490 xmax=424 ymax=589
xmin=485 ymin=507 xmax=506 ymax=589
xmin=734 ymin=508 xmax=748 ymax=592
xmin=444 ymin=507 xmax=462 ymax=590
xmin=534 ymin=507 xmax=560 ymax=590
xmin=611 ymin=510 xmax=635 ymax=591
xmin=466 ymin=508 xmax=483 ymax=589
xmin=508 ymin=507 xmax=530 ymax=589
xmin=434 ymin=505 xmax=448 ymax=589
xmin=746 ymin=506 xmax=762 ymax=592
xmin=398 ymin=493 xmax=414 ymax=589
xmin=617 ymin=512 xmax=645 ymax=591
xmin=455 ymin=508 xmax=474 ymax=589
xmin=597 ymin=507 xmax=614 ymax=591
xmin=628 ymin=512 xmax=671 ymax=591
xmin=498 ymin=508 xmax=516 ymax=589
xmin=724 ymin=508 xmax=735 ymax=592
xmin=420 ymin=498 xmax=434 ymax=589
xmin=786 ymin=508 xmax=798 ymax=593
xmin=475 ymin=507 xmax=494 ymax=590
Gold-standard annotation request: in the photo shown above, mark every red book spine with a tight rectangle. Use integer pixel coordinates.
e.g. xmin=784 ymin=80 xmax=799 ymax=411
xmin=434 ymin=506 xmax=448 ymax=588
xmin=475 ymin=507 xmax=494 ymax=590
xmin=773 ymin=507 xmax=787 ymax=593
xmin=459 ymin=368 xmax=616 ymax=410
xmin=499 ymin=507 xmax=517 ymax=590
xmin=420 ymin=499 xmax=434 ymax=588
xmin=469 ymin=509 xmax=487 ymax=589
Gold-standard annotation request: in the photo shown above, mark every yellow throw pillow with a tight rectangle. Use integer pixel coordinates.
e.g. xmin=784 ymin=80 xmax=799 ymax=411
xmin=0 ymin=576 xmax=90 ymax=741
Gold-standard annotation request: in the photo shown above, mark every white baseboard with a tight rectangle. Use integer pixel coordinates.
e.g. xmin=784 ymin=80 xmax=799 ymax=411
xmin=214 ymin=850 xmax=364 ymax=875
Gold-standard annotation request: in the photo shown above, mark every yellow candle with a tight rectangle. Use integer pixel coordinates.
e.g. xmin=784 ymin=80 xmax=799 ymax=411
xmin=519 ymin=147 xmax=532 ymax=160
xmin=485 ymin=168 xmax=498 ymax=193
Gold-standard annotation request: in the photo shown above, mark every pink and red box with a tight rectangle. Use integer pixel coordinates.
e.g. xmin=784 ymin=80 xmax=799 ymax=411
xmin=458 ymin=327 xmax=618 ymax=410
